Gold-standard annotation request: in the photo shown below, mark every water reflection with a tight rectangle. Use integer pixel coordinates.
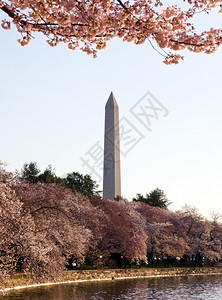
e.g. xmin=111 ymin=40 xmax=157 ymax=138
xmin=1 ymin=275 xmax=222 ymax=300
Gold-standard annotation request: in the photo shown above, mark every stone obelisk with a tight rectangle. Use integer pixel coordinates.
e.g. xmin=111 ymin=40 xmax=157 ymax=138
xmin=103 ymin=92 xmax=121 ymax=200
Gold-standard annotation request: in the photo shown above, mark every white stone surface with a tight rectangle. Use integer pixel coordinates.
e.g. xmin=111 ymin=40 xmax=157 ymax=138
xmin=103 ymin=92 xmax=121 ymax=200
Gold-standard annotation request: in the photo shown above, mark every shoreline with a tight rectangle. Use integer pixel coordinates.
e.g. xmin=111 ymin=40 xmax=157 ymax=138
xmin=1 ymin=267 xmax=222 ymax=294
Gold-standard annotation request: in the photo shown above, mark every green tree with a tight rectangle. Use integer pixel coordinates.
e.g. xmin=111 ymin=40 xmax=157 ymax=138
xmin=38 ymin=165 xmax=56 ymax=183
xmin=65 ymin=172 xmax=100 ymax=198
xmin=133 ymin=188 xmax=171 ymax=210
xmin=114 ymin=195 xmax=123 ymax=201
xmin=132 ymin=193 xmax=145 ymax=202
xmin=21 ymin=162 xmax=40 ymax=183
xmin=21 ymin=163 xmax=100 ymax=197
xmin=38 ymin=165 xmax=65 ymax=186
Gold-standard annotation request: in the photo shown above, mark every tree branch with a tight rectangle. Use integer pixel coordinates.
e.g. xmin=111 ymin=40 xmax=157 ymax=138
xmin=30 ymin=206 xmax=72 ymax=220
xmin=1 ymin=6 xmax=15 ymax=19
xmin=116 ymin=0 xmax=128 ymax=10
xmin=0 ymin=5 xmax=90 ymax=28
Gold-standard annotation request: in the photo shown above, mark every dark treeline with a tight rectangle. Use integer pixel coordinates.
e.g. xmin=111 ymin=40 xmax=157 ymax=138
xmin=21 ymin=162 xmax=101 ymax=198
xmin=0 ymin=162 xmax=222 ymax=284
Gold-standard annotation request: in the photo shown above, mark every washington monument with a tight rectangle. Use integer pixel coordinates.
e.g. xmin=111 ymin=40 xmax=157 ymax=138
xmin=103 ymin=92 xmax=121 ymax=200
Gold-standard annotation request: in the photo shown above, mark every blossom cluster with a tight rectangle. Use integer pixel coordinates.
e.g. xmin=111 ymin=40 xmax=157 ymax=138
xmin=0 ymin=0 xmax=221 ymax=63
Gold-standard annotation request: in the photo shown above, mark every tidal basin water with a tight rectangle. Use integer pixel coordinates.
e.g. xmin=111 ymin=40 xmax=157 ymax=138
xmin=1 ymin=275 xmax=222 ymax=300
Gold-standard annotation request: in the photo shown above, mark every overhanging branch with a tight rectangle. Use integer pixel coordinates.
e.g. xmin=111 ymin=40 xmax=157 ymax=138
xmin=1 ymin=5 xmax=15 ymax=18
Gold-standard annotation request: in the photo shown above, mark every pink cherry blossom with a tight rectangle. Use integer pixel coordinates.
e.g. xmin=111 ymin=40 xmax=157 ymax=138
xmin=0 ymin=0 xmax=221 ymax=64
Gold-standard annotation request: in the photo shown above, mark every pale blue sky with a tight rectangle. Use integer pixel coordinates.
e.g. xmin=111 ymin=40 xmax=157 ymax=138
xmin=1 ymin=9 xmax=222 ymax=219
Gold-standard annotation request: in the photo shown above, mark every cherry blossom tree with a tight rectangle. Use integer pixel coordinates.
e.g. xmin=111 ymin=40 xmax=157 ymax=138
xmin=134 ymin=201 xmax=187 ymax=262
xmin=1 ymin=161 xmax=222 ymax=283
xmin=175 ymin=205 xmax=222 ymax=265
xmin=1 ymin=0 xmax=222 ymax=64
xmin=0 ymin=179 xmax=24 ymax=282
xmin=117 ymin=200 xmax=148 ymax=263
xmin=75 ymin=197 xmax=148 ymax=266
xmin=0 ymin=164 xmax=65 ymax=283
xmin=15 ymin=182 xmax=93 ymax=266
xmin=97 ymin=198 xmax=148 ymax=265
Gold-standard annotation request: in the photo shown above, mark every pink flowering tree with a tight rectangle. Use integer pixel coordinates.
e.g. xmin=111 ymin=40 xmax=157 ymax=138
xmin=0 ymin=164 xmax=66 ymax=283
xmin=1 ymin=0 xmax=222 ymax=64
xmin=117 ymin=200 xmax=148 ymax=264
xmin=100 ymin=199 xmax=148 ymax=265
xmin=15 ymin=182 xmax=93 ymax=268
xmin=1 ymin=161 xmax=222 ymax=282
xmin=81 ymin=197 xmax=148 ymax=266
xmin=134 ymin=202 xmax=187 ymax=262
xmin=175 ymin=205 xmax=222 ymax=265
